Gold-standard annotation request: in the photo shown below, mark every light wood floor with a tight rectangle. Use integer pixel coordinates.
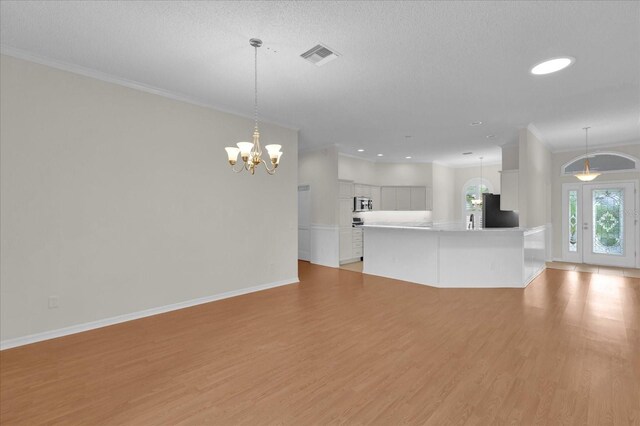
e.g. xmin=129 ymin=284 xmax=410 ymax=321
xmin=1 ymin=262 xmax=639 ymax=425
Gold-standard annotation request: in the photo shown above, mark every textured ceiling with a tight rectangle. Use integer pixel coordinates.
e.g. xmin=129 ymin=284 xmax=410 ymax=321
xmin=1 ymin=1 xmax=639 ymax=166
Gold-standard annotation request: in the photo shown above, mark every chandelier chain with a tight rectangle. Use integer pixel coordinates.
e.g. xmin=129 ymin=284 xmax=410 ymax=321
xmin=254 ymin=44 xmax=258 ymax=132
xmin=583 ymin=126 xmax=590 ymax=158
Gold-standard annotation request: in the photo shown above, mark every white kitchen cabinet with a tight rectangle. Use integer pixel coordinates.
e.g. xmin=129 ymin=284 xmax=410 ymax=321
xmin=339 ymin=229 xmax=353 ymax=262
xmin=339 ymin=180 xmax=354 ymax=199
xmin=370 ymin=186 xmax=381 ymax=211
xmin=380 ymin=187 xmax=396 ymax=210
xmin=396 ymin=187 xmax=411 ymax=210
xmin=410 ymin=187 xmax=427 ymax=210
xmin=500 ymin=170 xmax=519 ymax=211
xmin=380 ymin=186 xmax=429 ymax=211
xmin=352 ymin=228 xmax=363 ymax=259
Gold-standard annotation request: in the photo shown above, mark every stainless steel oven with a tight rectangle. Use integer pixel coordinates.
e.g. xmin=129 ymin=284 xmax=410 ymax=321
xmin=354 ymin=197 xmax=373 ymax=212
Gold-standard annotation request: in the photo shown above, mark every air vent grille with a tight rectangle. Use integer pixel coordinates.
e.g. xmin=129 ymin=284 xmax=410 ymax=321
xmin=301 ymin=44 xmax=339 ymax=66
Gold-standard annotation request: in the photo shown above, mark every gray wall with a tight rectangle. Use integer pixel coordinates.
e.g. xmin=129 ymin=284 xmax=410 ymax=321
xmin=0 ymin=55 xmax=299 ymax=341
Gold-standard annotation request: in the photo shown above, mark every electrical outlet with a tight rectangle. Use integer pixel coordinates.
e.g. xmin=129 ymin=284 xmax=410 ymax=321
xmin=48 ymin=296 xmax=59 ymax=309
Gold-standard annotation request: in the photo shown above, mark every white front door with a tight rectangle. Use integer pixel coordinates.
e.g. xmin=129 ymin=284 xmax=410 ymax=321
xmin=562 ymin=181 xmax=637 ymax=268
xmin=582 ymin=182 xmax=636 ymax=267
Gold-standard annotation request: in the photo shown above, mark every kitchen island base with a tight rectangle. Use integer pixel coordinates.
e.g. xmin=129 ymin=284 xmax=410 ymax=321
xmin=362 ymin=225 xmax=546 ymax=288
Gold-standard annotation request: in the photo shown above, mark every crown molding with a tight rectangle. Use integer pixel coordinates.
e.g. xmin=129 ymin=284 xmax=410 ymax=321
xmin=550 ymin=139 xmax=640 ymax=154
xmin=526 ymin=123 xmax=552 ymax=151
xmin=0 ymin=45 xmax=299 ymax=132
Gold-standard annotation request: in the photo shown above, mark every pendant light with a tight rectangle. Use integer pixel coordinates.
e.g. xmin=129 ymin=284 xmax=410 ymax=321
xmin=471 ymin=157 xmax=484 ymax=206
xmin=224 ymin=38 xmax=282 ymax=175
xmin=574 ymin=127 xmax=600 ymax=182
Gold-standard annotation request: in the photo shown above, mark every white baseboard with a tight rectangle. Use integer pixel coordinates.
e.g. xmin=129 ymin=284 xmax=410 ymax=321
xmin=523 ymin=264 xmax=547 ymax=287
xmin=0 ymin=277 xmax=299 ymax=351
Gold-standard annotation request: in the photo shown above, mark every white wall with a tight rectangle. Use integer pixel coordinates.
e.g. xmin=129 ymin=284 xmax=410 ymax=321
xmin=501 ymin=143 xmax=519 ymax=170
xmin=0 ymin=55 xmax=299 ymax=342
xmin=338 ymin=154 xmax=432 ymax=187
xmin=432 ymin=163 xmax=456 ymax=223
xmin=374 ymin=162 xmax=433 ymax=187
xmin=337 ymin=155 xmax=377 ymax=184
xmin=518 ymin=128 xmax=552 ymax=228
xmin=551 ymin=143 xmax=640 ymax=260
xmin=299 ymin=147 xmax=339 ymax=226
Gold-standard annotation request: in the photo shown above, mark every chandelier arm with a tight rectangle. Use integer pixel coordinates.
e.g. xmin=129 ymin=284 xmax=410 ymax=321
xmin=231 ymin=161 xmax=248 ymax=173
xmin=261 ymin=159 xmax=277 ymax=175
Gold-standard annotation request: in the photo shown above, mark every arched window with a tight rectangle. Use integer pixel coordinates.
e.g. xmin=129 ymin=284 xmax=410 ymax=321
xmin=561 ymin=152 xmax=638 ymax=175
xmin=462 ymin=178 xmax=493 ymax=224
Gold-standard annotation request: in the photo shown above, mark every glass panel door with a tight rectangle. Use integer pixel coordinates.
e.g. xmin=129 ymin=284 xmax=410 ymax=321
xmin=582 ymin=182 xmax=636 ymax=268
xmin=562 ymin=183 xmax=583 ymax=263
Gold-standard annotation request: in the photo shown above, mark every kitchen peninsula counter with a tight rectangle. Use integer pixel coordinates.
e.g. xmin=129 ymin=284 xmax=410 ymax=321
xmin=362 ymin=223 xmax=546 ymax=288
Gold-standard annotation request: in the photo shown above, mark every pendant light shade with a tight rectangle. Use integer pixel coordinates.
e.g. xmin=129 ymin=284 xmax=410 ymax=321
xmin=575 ymin=127 xmax=600 ymax=182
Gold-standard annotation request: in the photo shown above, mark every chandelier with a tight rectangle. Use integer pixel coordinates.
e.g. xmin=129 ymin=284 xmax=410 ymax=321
xmin=574 ymin=127 xmax=600 ymax=182
xmin=224 ymin=38 xmax=282 ymax=175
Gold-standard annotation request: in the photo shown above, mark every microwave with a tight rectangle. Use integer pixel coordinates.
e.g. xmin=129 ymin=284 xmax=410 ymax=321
xmin=354 ymin=197 xmax=373 ymax=212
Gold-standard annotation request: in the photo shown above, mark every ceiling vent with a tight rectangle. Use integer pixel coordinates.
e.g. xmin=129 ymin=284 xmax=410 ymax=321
xmin=300 ymin=44 xmax=339 ymax=66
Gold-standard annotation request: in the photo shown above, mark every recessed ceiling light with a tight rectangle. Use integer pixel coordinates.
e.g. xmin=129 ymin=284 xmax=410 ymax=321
xmin=486 ymin=134 xmax=495 ymax=139
xmin=470 ymin=121 xmax=483 ymax=126
xmin=405 ymin=156 xmax=412 ymax=159
xmin=377 ymin=154 xmax=384 ymax=157
xmin=462 ymin=152 xmax=473 ymax=155
xmin=357 ymin=149 xmax=365 ymax=152
xmin=530 ymin=57 xmax=575 ymax=75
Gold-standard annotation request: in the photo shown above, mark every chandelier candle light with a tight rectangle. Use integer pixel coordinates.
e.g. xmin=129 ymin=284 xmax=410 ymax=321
xmin=574 ymin=127 xmax=600 ymax=182
xmin=225 ymin=38 xmax=282 ymax=175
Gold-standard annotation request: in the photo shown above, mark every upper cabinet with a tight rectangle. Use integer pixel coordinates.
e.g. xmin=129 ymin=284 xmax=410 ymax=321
xmin=396 ymin=187 xmax=411 ymax=210
xmin=380 ymin=186 xmax=429 ymax=211
xmin=500 ymin=170 xmax=519 ymax=211
xmin=380 ymin=187 xmax=397 ymax=210
xmin=410 ymin=187 xmax=427 ymax=210
xmin=370 ymin=186 xmax=381 ymax=211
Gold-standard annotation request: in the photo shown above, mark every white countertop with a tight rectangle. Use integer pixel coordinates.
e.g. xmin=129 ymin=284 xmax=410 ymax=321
xmin=361 ymin=223 xmax=545 ymax=234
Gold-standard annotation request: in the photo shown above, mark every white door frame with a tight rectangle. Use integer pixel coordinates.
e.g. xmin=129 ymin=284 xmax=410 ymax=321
xmin=298 ymin=185 xmax=311 ymax=261
xmin=561 ymin=180 xmax=638 ymax=268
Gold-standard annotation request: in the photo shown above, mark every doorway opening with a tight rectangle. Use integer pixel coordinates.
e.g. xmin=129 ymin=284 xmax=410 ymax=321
xmin=298 ymin=185 xmax=311 ymax=261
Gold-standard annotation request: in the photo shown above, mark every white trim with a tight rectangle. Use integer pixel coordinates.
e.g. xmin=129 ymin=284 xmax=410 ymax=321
xmin=560 ymin=151 xmax=639 ymax=176
xmin=526 ymin=123 xmax=551 ymax=150
xmin=551 ymin=140 xmax=640 ymax=154
xmin=0 ymin=277 xmax=299 ymax=351
xmin=523 ymin=264 xmax=547 ymax=287
xmin=0 ymin=45 xmax=299 ymax=132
